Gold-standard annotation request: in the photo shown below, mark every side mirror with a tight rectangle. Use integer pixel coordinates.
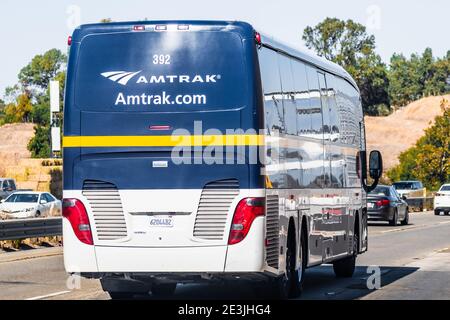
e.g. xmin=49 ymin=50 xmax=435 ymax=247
xmin=40 ymin=199 xmax=48 ymax=204
xmin=402 ymin=195 xmax=407 ymax=201
xmin=369 ymin=150 xmax=383 ymax=180
xmin=0 ymin=199 xmax=5 ymax=203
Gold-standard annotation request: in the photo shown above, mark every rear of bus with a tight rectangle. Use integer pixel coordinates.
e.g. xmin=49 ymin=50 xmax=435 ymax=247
xmin=62 ymin=21 xmax=266 ymax=289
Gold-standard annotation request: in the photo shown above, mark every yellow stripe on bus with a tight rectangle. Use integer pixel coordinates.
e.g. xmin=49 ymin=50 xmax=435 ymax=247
xmin=62 ymin=135 xmax=265 ymax=148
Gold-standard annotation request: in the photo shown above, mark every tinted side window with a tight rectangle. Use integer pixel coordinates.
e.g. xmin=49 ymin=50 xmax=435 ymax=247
xmin=259 ymin=47 xmax=286 ymax=188
xmin=325 ymin=74 xmax=340 ymax=143
xmin=335 ymin=78 xmax=361 ymax=146
xmin=259 ymin=47 xmax=284 ymax=134
xmin=279 ymin=55 xmax=296 ymax=136
xmin=292 ymin=61 xmax=311 ymax=137
xmin=306 ymin=66 xmax=323 ymax=137
xmin=318 ymin=72 xmax=330 ymax=140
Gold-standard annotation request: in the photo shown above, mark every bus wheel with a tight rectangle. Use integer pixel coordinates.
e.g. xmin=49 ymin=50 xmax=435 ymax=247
xmin=108 ymin=291 xmax=136 ymax=300
xmin=151 ymin=283 xmax=177 ymax=298
xmin=291 ymin=228 xmax=306 ymax=297
xmin=333 ymin=224 xmax=357 ymax=278
xmin=272 ymin=228 xmax=303 ymax=299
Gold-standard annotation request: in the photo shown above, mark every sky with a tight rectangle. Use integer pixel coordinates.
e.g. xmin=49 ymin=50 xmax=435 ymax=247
xmin=0 ymin=0 xmax=448 ymax=98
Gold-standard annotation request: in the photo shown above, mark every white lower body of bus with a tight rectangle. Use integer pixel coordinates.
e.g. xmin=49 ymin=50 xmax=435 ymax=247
xmin=63 ymin=183 xmax=364 ymax=298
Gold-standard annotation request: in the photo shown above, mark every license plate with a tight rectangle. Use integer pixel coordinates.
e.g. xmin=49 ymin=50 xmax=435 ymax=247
xmin=149 ymin=216 xmax=174 ymax=228
xmin=368 ymin=202 xmax=374 ymax=209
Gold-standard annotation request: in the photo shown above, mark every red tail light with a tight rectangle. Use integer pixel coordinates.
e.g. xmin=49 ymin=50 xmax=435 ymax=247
xmin=228 ymin=197 xmax=265 ymax=245
xmin=62 ymin=199 xmax=93 ymax=245
xmin=255 ymin=32 xmax=262 ymax=45
xmin=376 ymin=199 xmax=390 ymax=207
xmin=67 ymin=36 xmax=72 ymax=46
xmin=133 ymin=25 xmax=145 ymax=31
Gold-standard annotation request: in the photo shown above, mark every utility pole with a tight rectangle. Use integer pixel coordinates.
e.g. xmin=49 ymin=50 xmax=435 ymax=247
xmin=50 ymin=80 xmax=61 ymax=158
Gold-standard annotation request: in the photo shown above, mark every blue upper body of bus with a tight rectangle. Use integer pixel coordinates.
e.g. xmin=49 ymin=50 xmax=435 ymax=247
xmin=63 ymin=21 xmax=265 ymax=191
xmin=63 ymin=20 xmax=362 ymax=193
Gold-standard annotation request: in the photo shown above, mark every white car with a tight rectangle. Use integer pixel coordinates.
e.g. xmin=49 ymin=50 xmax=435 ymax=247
xmin=434 ymin=184 xmax=450 ymax=215
xmin=0 ymin=192 xmax=62 ymax=219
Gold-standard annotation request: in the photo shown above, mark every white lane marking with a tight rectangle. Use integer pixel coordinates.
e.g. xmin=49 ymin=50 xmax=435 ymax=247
xmin=26 ymin=290 xmax=71 ymax=300
xmin=380 ymin=226 xmax=419 ymax=234
xmin=377 ymin=220 xmax=450 ymax=235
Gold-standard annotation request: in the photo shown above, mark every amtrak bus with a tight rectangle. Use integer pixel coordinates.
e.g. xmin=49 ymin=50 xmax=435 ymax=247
xmin=62 ymin=20 xmax=382 ymax=299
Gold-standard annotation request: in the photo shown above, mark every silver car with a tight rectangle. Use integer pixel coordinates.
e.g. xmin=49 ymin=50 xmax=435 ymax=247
xmin=0 ymin=192 xmax=62 ymax=219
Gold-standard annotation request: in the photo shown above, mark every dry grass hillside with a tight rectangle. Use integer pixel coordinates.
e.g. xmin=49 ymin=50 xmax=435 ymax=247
xmin=365 ymin=95 xmax=450 ymax=170
xmin=0 ymin=123 xmax=62 ymax=197
xmin=0 ymin=123 xmax=35 ymax=176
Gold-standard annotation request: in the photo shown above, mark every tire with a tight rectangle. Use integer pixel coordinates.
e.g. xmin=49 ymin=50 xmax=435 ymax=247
xmin=290 ymin=228 xmax=306 ymax=298
xmin=151 ymin=283 xmax=177 ymax=298
xmin=271 ymin=227 xmax=304 ymax=299
xmin=401 ymin=209 xmax=409 ymax=225
xmin=333 ymin=222 xmax=357 ymax=278
xmin=389 ymin=209 xmax=398 ymax=226
xmin=434 ymin=210 xmax=440 ymax=216
xmin=35 ymin=211 xmax=41 ymax=218
xmin=108 ymin=291 xmax=136 ymax=300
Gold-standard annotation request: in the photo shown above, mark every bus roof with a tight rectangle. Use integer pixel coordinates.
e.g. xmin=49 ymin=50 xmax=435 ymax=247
xmin=72 ymin=20 xmax=358 ymax=90
xmin=259 ymin=33 xmax=358 ymax=90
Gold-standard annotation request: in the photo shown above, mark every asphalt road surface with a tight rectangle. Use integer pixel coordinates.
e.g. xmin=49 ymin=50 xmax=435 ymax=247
xmin=1 ymin=211 xmax=450 ymax=300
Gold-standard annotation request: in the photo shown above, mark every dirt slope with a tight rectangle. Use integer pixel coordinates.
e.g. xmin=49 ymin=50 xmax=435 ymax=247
xmin=0 ymin=123 xmax=35 ymax=175
xmin=365 ymin=95 xmax=449 ymax=170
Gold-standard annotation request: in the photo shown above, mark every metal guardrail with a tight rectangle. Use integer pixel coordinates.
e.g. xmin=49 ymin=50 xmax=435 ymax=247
xmin=405 ymin=197 xmax=434 ymax=212
xmin=0 ymin=217 xmax=62 ymax=241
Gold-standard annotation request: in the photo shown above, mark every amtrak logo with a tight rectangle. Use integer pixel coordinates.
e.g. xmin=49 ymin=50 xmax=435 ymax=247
xmin=101 ymin=71 xmax=142 ymax=85
xmin=101 ymin=70 xmax=221 ymax=86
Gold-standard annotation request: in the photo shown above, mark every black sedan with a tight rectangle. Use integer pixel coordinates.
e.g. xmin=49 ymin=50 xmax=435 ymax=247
xmin=367 ymin=185 xmax=409 ymax=226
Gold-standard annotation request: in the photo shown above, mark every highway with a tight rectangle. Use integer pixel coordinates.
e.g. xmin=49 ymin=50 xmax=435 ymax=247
xmin=1 ymin=211 xmax=450 ymax=300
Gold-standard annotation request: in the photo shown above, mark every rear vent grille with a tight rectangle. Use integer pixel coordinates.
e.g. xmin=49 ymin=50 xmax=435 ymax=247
xmin=82 ymin=180 xmax=128 ymax=241
xmin=266 ymin=195 xmax=280 ymax=269
xmin=193 ymin=179 xmax=239 ymax=240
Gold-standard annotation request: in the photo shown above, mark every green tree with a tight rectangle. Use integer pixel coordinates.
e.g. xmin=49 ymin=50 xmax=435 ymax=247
xmin=31 ymin=71 xmax=66 ymax=126
xmin=2 ymin=93 xmax=33 ymax=123
xmin=386 ymin=147 xmax=419 ymax=182
xmin=389 ymin=48 xmax=450 ymax=106
xmin=18 ymin=49 xmax=66 ymax=98
xmin=27 ymin=125 xmax=51 ymax=158
xmin=303 ymin=18 xmax=375 ymax=66
xmin=351 ymin=53 xmax=390 ymax=115
xmin=387 ymin=99 xmax=450 ymax=190
xmin=302 ymin=18 xmax=390 ymax=115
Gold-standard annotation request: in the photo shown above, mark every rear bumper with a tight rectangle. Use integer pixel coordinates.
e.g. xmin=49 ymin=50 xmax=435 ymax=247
xmin=98 ymin=271 xmax=273 ymax=293
xmin=434 ymin=207 xmax=450 ymax=213
xmin=64 ymin=217 xmax=266 ymax=274
xmin=95 ymin=245 xmax=228 ymax=273
xmin=367 ymin=207 xmax=392 ymax=221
